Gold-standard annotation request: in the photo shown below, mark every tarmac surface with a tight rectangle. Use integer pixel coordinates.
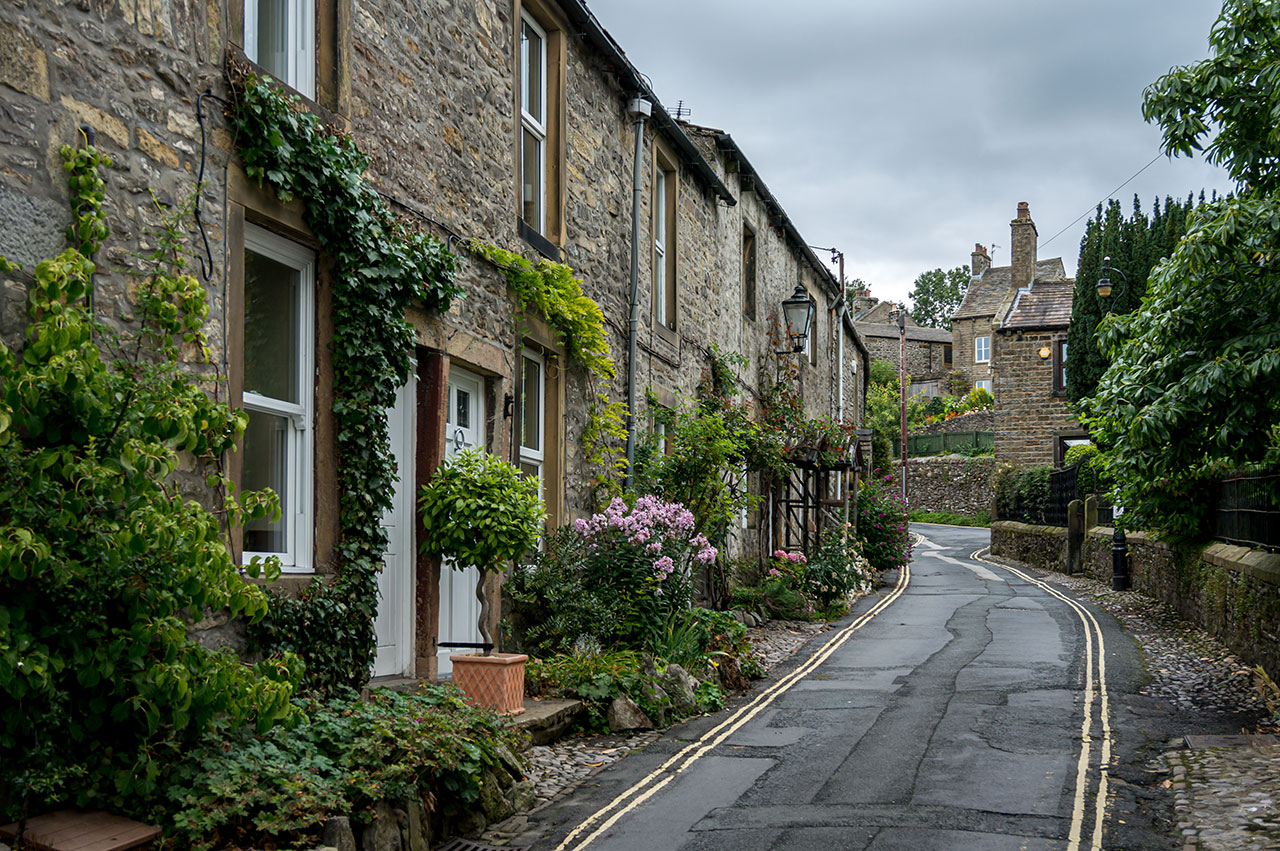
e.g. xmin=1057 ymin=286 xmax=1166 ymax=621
xmin=508 ymin=524 xmax=1158 ymax=850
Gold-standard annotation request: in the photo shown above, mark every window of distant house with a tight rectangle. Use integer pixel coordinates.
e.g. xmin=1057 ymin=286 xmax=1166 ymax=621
xmin=974 ymin=335 xmax=991 ymax=364
xmin=1053 ymin=339 xmax=1068 ymax=394
xmin=742 ymin=224 xmax=757 ymax=321
xmin=519 ymin=12 xmax=548 ymax=234
xmin=943 ymin=343 xmax=953 ymax=368
xmin=974 ymin=379 xmax=992 ymax=393
xmin=244 ymin=0 xmax=315 ymax=98
xmin=653 ymin=150 xmax=677 ymax=331
xmin=518 ymin=348 xmax=546 ymax=502
xmin=241 ymin=224 xmax=315 ymax=572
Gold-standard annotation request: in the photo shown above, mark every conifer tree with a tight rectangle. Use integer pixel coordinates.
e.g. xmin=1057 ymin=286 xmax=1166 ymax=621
xmin=1065 ymin=194 xmax=1196 ymax=403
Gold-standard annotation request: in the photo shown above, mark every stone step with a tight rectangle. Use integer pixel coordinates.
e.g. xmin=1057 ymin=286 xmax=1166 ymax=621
xmin=509 ymin=697 xmax=583 ymax=747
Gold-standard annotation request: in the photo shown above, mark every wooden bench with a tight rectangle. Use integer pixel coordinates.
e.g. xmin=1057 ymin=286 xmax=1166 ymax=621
xmin=0 ymin=811 xmax=159 ymax=851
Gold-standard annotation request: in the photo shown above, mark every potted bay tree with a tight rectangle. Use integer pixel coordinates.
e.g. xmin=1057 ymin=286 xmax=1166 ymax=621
xmin=418 ymin=447 xmax=544 ymax=714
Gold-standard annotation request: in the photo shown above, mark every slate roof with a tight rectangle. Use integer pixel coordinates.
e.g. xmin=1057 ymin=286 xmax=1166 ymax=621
xmin=1003 ymin=278 xmax=1076 ymax=329
xmin=952 ymin=258 xmax=1067 ymax=320
xmin=854 ymin=301 xmax=900 ymax=323
xmin=855 ymin=322 xmax=953 ymax=343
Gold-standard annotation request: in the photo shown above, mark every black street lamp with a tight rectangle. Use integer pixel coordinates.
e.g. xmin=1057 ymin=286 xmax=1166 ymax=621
xmin=779 ymin=284 xmax=816 ymax=354
xmin=1097 ymin=255 xmax=1130 ymax=591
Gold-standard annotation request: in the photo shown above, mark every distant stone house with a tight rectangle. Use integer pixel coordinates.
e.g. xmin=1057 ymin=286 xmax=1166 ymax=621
xmin=0 ymin=0 xmax=867 ymax=682
xmin=951 ymin=203 xmax=1083 ymax=467
xmin=852 ymin=298 xmax=953 ymax=396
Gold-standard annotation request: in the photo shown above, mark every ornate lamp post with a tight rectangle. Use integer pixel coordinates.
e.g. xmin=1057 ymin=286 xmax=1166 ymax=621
xmin=1097 ymin=256 xmax=1129 ymax=591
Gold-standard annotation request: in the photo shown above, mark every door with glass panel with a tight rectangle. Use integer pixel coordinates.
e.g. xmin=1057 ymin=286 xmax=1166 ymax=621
xmin=373 ymin=375 xmax=415 ymax=678
xmin=518 ymin=349 xmax=545 ymax=501
xmin=437 ymin=367 xmax=485 ymax=676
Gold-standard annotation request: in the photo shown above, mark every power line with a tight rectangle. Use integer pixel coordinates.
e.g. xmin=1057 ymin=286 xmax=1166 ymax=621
xmin=1039 ymin=152 xmax=1164 ymax=250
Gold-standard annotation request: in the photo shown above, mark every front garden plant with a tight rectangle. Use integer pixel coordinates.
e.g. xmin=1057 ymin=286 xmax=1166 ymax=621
xmin=0 ymin=144 xmax=300 ymax=826
xmin=418 ymin=447 xmax=544 ymax=651
xmin=161 ymin=685 xmax=523 ymax=850
xmin=856 ymin=473 xmax=913 ymax=572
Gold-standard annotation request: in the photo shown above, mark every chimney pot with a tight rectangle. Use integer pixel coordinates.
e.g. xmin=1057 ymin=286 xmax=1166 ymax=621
xmin=1017 ymin=201 xmax=1030 ymax=220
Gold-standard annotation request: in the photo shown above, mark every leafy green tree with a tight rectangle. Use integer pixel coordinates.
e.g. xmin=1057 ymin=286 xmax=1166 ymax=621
xmin=864 ymin=361 xmax=928 ymax=471
xmin=908 ymin=266 xmax=969 ymax=329
xmin=1081 ymin=0 xmax=1280 ymax=539
xmin=1066 ymin=195 xmax=1195 ymax=403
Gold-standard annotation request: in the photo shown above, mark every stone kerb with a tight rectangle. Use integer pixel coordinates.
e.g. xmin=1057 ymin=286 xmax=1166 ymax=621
xmin=900 ymin=455 xmax=995 ymax=517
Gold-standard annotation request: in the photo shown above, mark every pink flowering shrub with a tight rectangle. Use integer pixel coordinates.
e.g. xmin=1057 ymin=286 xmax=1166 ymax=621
xmin=507 ymin=495 xmax=718 ymax=652
xmin=856 ymin=473 xmax=912 ymax=571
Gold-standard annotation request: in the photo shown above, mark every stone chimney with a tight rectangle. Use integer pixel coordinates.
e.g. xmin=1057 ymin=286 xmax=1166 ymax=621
xmin=1010 ymin=201 xmax=1037 ymax=290
xmin=971 ymin=243 xmax=990 ymax=277
xmin=850 ymin=293 xmax=878 ymax=317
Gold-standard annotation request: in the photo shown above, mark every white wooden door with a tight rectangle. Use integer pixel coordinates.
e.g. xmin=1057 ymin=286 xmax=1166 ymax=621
xmin=438 ymin=367 xmax=485 ymax=676
xmin=372 ymin=377 xmax=415 ymax=678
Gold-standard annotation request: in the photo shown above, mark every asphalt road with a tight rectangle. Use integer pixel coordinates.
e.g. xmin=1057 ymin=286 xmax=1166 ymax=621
xmin=515 ymin=524 xmax=1181 ymax=851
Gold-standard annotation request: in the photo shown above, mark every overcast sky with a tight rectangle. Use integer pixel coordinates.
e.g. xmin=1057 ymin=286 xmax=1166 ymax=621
xmin=589 ymin=0 xmax=1235 ymax=306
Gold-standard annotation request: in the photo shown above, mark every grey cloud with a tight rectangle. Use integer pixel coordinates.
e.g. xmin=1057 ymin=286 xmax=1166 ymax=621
xmin=588 ymin=0 xmax=1233 ymax=302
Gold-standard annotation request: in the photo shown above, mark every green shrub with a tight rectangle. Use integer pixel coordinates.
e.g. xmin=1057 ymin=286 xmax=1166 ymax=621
xmin=995 ymin=465 xmax=1053 ymax=524
xmin=525 ymin=650 xmax=668 ymax=729
xmin=802 ymin=526 xmax=877 ymax=615
xmin=650 ymin=607 xmax=760 ymax=681
xmin=856 ymin=474 xmax=912 ymax=571
xmin=0 ymin=145 xmax=300 ymax=821
xmin=162 ymin=687 xmax=518 ymax=850
xmin=1063 ymin=443 xmax=1099 ymax=467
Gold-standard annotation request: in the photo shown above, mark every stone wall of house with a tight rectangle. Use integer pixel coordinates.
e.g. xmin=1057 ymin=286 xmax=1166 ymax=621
xmin=994 ymin=520 xmax=1280 ymax=680
xmin=897 ymin=456 xmax=995 ymax=517
xmin=993 ymin=329 xmax=1076 ymax=467
xmin=352 ymin=0 xmax=522 ymax=362
xmin=0 ymin=4 xmax=229 ymax=354
xmin=949 ymin=315 xmax=992 ymax=390
xmin=861 ymin=334 xmax=949 ymax=381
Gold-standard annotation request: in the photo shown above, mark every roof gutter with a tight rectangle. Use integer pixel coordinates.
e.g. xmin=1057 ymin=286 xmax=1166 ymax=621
xmin=557 ymin=0 xmax=736 ymax=207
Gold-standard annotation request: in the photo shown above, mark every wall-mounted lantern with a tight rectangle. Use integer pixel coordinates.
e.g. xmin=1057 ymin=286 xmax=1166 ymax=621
xmin=779 ymin=284 xmax=815 ymax=354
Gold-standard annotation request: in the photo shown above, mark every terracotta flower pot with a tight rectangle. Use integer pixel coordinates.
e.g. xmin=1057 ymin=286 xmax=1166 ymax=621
xmin=449 ymin=652 xmax=528 ymax=715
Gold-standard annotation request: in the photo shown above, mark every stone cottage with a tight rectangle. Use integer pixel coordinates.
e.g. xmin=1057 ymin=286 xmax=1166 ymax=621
xmin=950 ymin=203 xmax=1083 ymax=467
xmin=0 ymin=0 xmax=867 ymax=683
xmin=852 ymin=296 xmax=953 ymax=396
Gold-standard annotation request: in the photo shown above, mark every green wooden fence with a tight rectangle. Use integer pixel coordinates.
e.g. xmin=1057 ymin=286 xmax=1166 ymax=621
xmin=891 ymin=430 xmax=994 ymax=458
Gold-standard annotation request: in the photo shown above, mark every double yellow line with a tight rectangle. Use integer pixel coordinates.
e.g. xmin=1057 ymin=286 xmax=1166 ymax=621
xmin=552 ymin=561 xmax=913 ymax=851
xmin=973 ymin=546 xmax=1113 ymax=851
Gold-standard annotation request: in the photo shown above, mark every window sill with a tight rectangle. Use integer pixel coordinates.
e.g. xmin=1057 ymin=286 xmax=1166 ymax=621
xmin=518 ymin=218 xmax=561 ymax=262
xmin=652 ymin=322 xmax=678 ymax=345
xmin=232 ymin=47 xmax=345 ymax=122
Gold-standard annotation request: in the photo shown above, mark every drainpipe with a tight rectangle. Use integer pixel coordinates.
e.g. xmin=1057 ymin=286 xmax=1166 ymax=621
xmin=624 ymin=96 xmax=652 ymax=489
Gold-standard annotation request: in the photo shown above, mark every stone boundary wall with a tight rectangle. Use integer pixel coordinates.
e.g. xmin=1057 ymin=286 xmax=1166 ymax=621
xmin=992 ymin=520 xmax=1280 ymax=679
xmin=900 ymin=456 xmax=996 ymax=517
xmin=913 ymin=409 xmax=994 ymax=435
xmin=990 ymin=520 xmax=1066 ymax=570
